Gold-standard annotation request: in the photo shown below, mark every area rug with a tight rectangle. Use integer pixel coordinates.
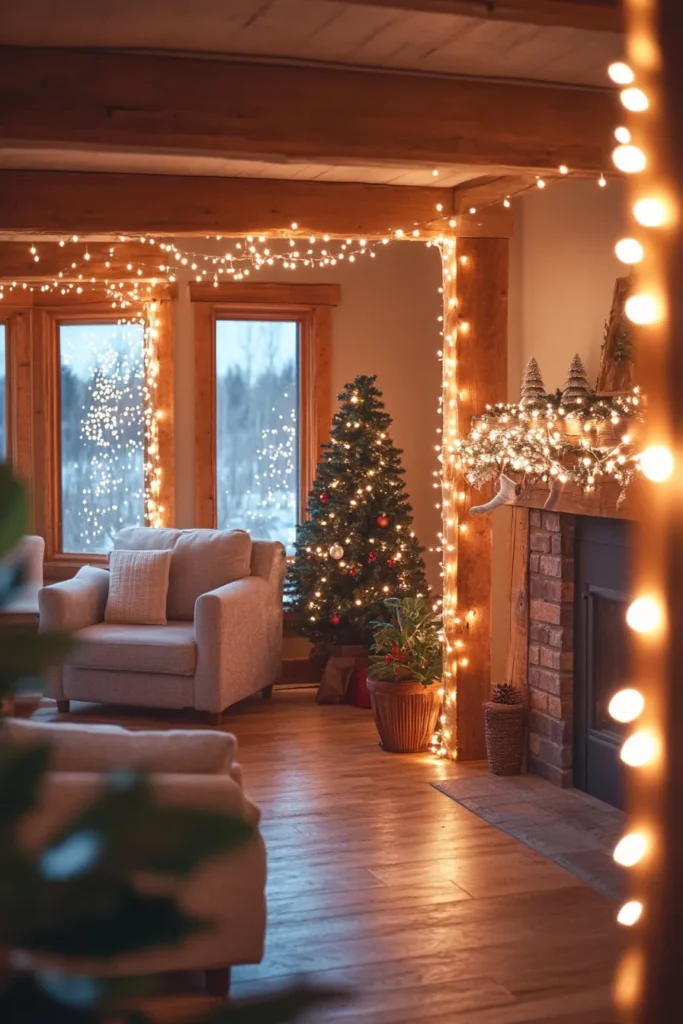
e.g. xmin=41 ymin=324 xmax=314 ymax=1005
xmin=431 ymin=774 xmax=626 ymax=900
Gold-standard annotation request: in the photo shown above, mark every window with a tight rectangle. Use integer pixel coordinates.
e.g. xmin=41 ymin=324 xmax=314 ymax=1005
xmin=0 ymin=323 xmax=6 ymax=460
xmin=193 ymin=282 xmax=339 ymax=550
xmin=59 ymin=321 xmax=145 ymax=554
xmin=215 ymin=319 xmax=298 ymax=550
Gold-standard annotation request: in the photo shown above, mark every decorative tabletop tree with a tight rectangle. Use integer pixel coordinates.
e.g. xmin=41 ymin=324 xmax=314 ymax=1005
xmin=286 ymin=375 xmax=429 ymax=645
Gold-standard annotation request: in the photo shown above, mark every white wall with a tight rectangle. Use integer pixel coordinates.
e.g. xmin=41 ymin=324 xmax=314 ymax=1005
xmin=492 ymin=179 xmax=628 ymax=680
xmin=172 ymin=240 xmax=444 ymax=586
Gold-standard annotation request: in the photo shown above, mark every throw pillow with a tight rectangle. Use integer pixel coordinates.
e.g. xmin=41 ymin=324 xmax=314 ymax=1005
xmin=166 ymin=529 xmax=252 ymax=620
xmin=105 ymin=549 xmax=172 ymax=625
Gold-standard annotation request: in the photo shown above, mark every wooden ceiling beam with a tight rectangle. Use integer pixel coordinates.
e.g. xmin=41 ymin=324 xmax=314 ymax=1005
xmin=0 ymin=170 xmax=447 ymax=239
xmin=0 ymin=170 xmax=515 ymax=239
xmin=0 ymin=47 xmax=617 ymax=173
xmin=331 ymin=0 xmax=623 ymax=33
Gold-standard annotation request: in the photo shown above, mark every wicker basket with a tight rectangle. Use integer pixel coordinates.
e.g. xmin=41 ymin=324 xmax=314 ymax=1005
xmin=484 ymin=703 xmax=526 ymax=776
xmin=367 ymin=677 xmax=441 ymax=753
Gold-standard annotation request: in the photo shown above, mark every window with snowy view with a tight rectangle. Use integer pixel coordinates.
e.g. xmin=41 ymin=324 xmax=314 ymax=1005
xmin=60 ymin=322 xmax=145 ymax=554
xmin=215 ymin=319 xmax=298 ymax=552
xmin=0 ymin=324 xmax=6 ymax=460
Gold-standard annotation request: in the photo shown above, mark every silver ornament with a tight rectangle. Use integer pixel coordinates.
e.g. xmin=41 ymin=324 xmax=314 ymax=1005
xmin=329 ymin=543 xmax=344 ymax=560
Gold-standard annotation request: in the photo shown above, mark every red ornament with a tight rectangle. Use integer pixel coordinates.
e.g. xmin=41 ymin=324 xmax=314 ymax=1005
xmin=384 ymin=654 xmax=394 ymax=663
xmin=320 ymin=493 xmax=330 ymax=504
xmin=348 ymin=568 xmax=357 ymax=577
xmin=376 ymin=514 xmax=390 ymax=528
xmin=368 ymin=551 xmax=377 ymax=563
xmin=330 ymin=613 xmax=341 ymax=625
xmin=386 ymin=558 xmax=395 ymax=568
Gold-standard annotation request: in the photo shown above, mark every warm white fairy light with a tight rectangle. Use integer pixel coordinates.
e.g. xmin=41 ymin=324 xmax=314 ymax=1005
xmin=626 ymin=595 xmax=663 ymax=634
xmin=615 ymin=126 xmax=632 ymax=144
xmin=625 ymin=293 xmax=661 ymax=324
xmin=621 ymin=87 xmax=649 ymax=112
xmin=614 ymin=832 xmax=648 ymax=867
xmin=142 ymin=301 xmax=165 ymax=528
xmin=621 ymin=730 xmax=658 ymax=768
xmin=613 ymin=144 xmax=647 ymax=174
xmin=639 ymin=445 xmax=674 ymax=482
xmin=615 ymin=237 xmax=644 ymax=264
xmin=609 ymin=688 xmax=645 ymax=724
xmin=609 ymin=61 xmax=635 ymax=85
xmin=633 ymin=197 xmax=667 ymax=227
xmin=618 ymin=901 xmax=643 ymax=927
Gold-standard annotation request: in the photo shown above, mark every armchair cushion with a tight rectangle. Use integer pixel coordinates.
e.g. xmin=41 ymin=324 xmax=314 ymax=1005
xmin=5 ymin=718 xmax=237 ymax=775
xmin=105 ymin=549 xmax=172 ymax=625
xmin=69 ymin=622 xmax=197 ymax=676
xmin=167 ymin=529 xmax=252 ymax=620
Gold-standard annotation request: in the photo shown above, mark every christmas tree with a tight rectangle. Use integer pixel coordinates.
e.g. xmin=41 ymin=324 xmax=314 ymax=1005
xmin=562 ymin=353 xmax=593 ymax=404
xmin=286 ymin=375 xmax=429 ymax=644
xmin=519 ymin=357 xmax=546 ymax=406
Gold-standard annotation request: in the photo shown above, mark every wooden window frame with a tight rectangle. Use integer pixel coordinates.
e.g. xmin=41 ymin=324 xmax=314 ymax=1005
xmin=28 ymin=295 xmax=174 ymax=577
xmin=0 ymin=306 xmax=32 ymax=481
xmin=191 ymin=282 xmax=339 ymax=534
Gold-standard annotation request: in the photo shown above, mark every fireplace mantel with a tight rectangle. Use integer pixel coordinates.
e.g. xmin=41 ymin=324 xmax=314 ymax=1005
xmin=514 ymin=479 xmax=642 ymax=521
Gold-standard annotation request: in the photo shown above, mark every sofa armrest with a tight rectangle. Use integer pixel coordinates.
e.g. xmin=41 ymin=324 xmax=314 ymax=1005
xmin=18 ymin=770 xmax=261 ymax=852
xmin=250 ymin=540 xmax=286 ymax=587
xmin=39 ymin=566 xmax=109 ymax=633
xmin=194 ymin=576 xmax=281 ymax=712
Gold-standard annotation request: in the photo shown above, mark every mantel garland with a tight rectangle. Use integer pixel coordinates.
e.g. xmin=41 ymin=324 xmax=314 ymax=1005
xmin=456 ymin=388 xmax=645 ymax=504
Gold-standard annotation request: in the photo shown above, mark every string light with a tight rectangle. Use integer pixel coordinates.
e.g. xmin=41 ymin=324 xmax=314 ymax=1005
xmin=615 ymin=237 xmax=644 ymax=264
xmin=626 ymin=596 xmax=663 ymax=633
xmin=633 ymin=197 xmax=667 ymax=227
xmin=613 ymin=144 xmax=647 ymax=174
xmin=617 ymin=901 xmax=643 ymax=927
xmin=609 ymin=61 xmax=635 ymax=85
xmin=621 ymin=730 xmax=658 ymax=768
xmin=609 ymin=688 xmax=646 ymax=723
xmin=625 ymin=293 xmax=661 ymax=324
xmin=621 ymin=87 xmax=649 ymax=112
xmin=614 ymin=832 xmax=648 ymax=867
xmin=639 ymin=445 xmax=674 ymax=482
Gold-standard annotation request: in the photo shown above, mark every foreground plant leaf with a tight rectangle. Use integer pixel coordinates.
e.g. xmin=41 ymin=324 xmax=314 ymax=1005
xmin=0 ymin=464 xmax=29 ymax=562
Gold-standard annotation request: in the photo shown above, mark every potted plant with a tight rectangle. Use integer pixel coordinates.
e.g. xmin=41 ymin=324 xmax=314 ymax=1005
xmin=366 ymin=596 xmax=442 ymax=753
xmin=484 ymin=683 xmax=526 ymax=776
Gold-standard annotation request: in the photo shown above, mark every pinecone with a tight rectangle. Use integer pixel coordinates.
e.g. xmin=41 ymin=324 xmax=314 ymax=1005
xmin=491 ymin=682 xmax=523 ymax=705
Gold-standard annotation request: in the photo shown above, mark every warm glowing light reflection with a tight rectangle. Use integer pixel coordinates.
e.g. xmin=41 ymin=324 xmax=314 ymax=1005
xmin=621 ymin=87 xmax=649 ymax=112
xmin=613 ymin=145 xmax=647 ymax=173
xmin=625 ymin=293 xmax=660 ymax=324
xmin=634 ymin=197 xmax=667 ymax=227
xmin=618 ymin=901 xmax=643 ymax=926
xmin=609 ymin=62 xmax=635 ymax=85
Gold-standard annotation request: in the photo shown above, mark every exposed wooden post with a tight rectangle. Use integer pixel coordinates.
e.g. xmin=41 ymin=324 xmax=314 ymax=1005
xmin=441 ymin=235 xmax=509 ymax=761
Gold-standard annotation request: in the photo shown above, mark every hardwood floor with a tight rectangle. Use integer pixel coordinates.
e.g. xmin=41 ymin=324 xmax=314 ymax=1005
xmin=40 ymin=687 xmax=622 ymax=1022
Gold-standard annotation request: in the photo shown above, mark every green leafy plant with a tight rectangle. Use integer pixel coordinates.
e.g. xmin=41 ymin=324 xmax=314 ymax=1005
xmin=490 ymin=682 xmax=523 ymax=706
xmin=0 ymin=463 xmax=343 ymax=1021
xmin=367 ymin=596 xmax=442 ymax=686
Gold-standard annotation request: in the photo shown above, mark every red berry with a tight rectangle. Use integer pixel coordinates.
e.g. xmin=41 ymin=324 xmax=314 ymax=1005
xmin=386 ymin=558 xmax=395 ymax=568
xmin=384 ymin=654 xmax=393 ymax=663
xmin=320 ymin=493 xmax=330 ymax=504
xmin=368 ymin=551 xmax=377 ymax=562
xmin=330 ymin=613 xmax=341 ymax=625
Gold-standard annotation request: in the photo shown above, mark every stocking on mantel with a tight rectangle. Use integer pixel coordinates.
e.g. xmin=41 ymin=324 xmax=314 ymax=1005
xmin=544 ymin=476 xmax=565 ymax=510
xmin=470 ymin=473 xmax=519 ymax=515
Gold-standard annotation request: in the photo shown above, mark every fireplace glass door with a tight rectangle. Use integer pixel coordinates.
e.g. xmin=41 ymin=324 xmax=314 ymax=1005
xmin=574 ymin=517 xmax=634 ymax=809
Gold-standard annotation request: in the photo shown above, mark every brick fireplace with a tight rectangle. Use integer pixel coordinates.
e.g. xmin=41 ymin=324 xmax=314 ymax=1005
xmin=522 ymin=505 xmax=633 ymax=804
xmin=527 ymin=510 xmax=576 ymax=787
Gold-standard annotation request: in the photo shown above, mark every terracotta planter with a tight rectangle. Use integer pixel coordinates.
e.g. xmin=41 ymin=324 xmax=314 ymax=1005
xmin=484 ymin=703 xmax=526 ymax=776
xmin=366 ymin=677 xmax=441 ymax=753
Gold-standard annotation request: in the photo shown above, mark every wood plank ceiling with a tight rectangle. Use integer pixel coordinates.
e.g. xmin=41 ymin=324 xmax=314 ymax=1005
xmin=0 ymin=0 xmax=622 ymax=87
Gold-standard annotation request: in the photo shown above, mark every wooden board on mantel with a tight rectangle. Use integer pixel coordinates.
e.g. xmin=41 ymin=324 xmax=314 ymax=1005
xmin=514 ymin=479 xmax=644 ymax=521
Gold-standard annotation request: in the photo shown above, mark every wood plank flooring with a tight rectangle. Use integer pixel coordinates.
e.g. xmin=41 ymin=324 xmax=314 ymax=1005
xmin=40 ymin=687 xmax=622 ymax=1022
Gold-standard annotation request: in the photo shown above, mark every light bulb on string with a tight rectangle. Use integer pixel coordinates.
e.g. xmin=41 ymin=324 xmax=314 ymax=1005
xmin=609 ymin=62 xmax=635 ymax=85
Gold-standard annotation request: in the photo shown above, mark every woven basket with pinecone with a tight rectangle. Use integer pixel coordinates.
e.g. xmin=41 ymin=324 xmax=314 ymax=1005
xmin=484 ymin=683 xmax=526 ymax=776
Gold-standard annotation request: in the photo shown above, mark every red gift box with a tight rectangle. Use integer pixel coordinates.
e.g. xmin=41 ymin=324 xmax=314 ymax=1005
xmin=347 ymin=666 xmax=372 ymax=709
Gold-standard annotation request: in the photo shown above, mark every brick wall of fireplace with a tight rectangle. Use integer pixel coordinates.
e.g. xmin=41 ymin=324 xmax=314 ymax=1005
xmin=527 ymin=510 xmax=577 ymax=787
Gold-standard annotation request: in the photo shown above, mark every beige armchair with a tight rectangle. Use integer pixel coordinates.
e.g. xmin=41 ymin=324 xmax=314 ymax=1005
xmin=7 ymin=717 xmax=266 ymax=994
xmin=39 ymin=528 xmax=285 ymax=722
